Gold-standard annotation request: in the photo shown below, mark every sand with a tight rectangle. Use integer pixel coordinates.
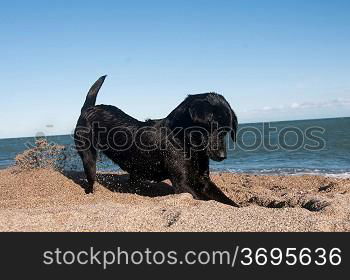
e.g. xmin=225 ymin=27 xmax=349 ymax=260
xmin=0 ymin=167 xmax=350 ymax=232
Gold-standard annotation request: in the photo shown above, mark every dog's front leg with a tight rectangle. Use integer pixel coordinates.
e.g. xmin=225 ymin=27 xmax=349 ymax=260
xmin=170 ymin=173 xmax=239 ymax=207
xmin=198 ymin=177 xmax=240 ymax=207
xmin=129 ymin=173 xmax=144 ymax=194
xmin=170 ymin=173 xmax=197 ymax=197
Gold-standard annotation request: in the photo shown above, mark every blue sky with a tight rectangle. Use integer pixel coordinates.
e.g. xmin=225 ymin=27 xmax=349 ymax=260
xmin=0 ymin=0 xmax=349 ymax=138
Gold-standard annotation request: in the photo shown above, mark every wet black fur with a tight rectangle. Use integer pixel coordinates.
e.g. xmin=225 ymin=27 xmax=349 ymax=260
xmin=74 ymin=76 xmax=239 ymax=206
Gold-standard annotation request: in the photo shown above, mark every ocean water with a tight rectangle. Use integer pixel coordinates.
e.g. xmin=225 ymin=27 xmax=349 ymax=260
xmin=0 ymin=117 xmax=349 ymax=177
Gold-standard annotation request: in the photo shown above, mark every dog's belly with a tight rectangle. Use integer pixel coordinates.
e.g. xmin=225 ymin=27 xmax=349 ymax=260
xmin=103 ymin=150 xmax=168 ymax=182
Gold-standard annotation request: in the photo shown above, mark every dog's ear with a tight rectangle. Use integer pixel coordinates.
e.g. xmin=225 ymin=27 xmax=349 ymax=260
xmin=230 ymin=108 xmax=238 ymax=142
xmin=188 ymin=100 xmax=213 ymax=124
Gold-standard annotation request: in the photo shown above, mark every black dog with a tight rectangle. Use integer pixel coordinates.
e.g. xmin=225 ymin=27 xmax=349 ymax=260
xmin=74 ymin=76 xmax=239 ymax=207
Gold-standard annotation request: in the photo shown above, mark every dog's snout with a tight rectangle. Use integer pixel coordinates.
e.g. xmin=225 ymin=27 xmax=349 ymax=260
xmin=217 ymin=151 xmax=227 ymax=161
xmin=219 ymin=155 xmax=227 ymax=160
xmin=209 ymin=150 xmax=227 ymax=162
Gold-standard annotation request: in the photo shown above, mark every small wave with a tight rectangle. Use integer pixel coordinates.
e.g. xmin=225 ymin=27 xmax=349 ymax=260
xmin=322 ymin=172 xmax=350 ymax=179
xmin=223 ymin=167 xmax=350 ymax=178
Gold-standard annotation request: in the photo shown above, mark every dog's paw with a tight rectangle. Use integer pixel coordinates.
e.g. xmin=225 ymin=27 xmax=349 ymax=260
xmin=84 ymin=188 xmax=94 ymax=194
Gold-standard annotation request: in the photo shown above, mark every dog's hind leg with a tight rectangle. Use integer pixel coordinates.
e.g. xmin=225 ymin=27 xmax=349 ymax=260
xmin=79 ymin=149 xmax=97 ymax=194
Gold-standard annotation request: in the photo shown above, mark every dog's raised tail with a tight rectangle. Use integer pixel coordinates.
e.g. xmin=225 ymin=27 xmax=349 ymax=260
xmin=81 ymin=75 xmax=107 ymax=113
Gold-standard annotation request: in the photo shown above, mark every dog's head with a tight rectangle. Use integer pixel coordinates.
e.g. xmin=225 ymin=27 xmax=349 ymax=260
xmin=186 ymin=93 xmax=238 ymax=161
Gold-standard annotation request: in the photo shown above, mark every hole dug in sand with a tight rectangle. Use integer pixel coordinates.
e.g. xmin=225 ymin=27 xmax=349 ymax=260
xmin=245 ymin=195 xmax=331 ymax=212
xmin=224 ymin=174 xmax=342 ymax=212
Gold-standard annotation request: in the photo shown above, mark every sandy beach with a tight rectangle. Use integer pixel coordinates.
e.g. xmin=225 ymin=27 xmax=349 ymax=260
xmin=1 ymin=167 xmax=349 ymax=232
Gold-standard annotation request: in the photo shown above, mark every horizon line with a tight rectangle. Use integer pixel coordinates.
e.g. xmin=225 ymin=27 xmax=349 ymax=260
xmin=0 ymin=115 xmax=349 ymax=141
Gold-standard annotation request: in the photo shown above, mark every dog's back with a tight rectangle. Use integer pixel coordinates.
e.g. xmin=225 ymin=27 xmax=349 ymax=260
xmin=77 ymin=75 xmax=142 ymax=129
